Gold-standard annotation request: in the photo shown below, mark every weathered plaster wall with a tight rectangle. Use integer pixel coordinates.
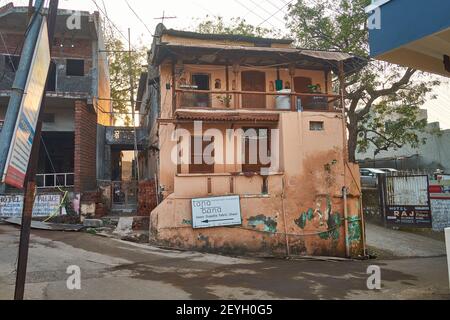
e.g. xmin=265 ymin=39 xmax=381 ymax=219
xmin=150 ymin=112 xmax=363 ymax=257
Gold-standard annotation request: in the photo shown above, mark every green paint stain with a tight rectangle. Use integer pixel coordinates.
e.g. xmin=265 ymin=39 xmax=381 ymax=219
xmin=182 ymin=219 xmax=193 ymax=226
xmin=247 ymin=215 xmax=278 ymax=233
xmin=306 ymin=208 xmax=314 ymax=221
xmin=295 ymin=212 xmax=308 ymax=229
xmin=318 ymin=212 xmax=342 ymax=240
xmin=347 ymin=216 xmax=362 ymax=242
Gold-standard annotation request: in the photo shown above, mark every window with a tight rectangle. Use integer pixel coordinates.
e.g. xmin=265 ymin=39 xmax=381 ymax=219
xmin=66 ymin=59 xmax=84 ymax=76
xmin=189 ymin=136 xmax=215 ymax=174
xmin=310 ymin=121 xmax=324 ymax=131
xmin=4 ymin=55 xmax=20 ymax=72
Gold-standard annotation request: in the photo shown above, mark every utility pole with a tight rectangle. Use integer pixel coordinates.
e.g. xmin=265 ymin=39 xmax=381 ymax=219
xmin=128 ymin=28 xmax=139 ymax=182
xmin=14 ymin=0 xmax=59 ymax=300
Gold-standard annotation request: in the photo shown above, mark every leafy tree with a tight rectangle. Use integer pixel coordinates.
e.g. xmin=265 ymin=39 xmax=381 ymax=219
xmin=286 ymin=0 xmax=440 ymax=161
xmin=193 ymin=15 xmax=278 ymax=38
xmin=103 ymin=25 xmax=147 ymax=126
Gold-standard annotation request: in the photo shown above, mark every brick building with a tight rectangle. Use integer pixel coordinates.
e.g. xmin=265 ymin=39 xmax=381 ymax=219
xmin=0 ymin=3 xmax=112 ymax=196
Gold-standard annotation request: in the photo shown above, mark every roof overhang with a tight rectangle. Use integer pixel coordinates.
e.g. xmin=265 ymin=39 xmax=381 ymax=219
xmin=367 ymin=0 xmax=450 ymax=77
xmin=152 ymin=42 xmax=366 ymax=75
xmin=174 ymin=109 xmax=280 ymax=123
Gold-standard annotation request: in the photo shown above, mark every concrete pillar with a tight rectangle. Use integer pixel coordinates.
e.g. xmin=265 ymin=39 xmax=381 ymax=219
xmin=446 ymin=228 xmax=450 ymax=290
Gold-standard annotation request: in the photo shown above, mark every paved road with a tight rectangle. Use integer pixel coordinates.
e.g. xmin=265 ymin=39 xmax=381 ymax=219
xmin=0 ymin=223 xmax=449 ymax=300
xmin=366 ymin=223 xmax=447 ymax=257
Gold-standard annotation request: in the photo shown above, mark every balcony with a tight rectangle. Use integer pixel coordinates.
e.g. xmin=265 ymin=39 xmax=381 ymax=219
xmin=175 ymin=89 xmax=342 ymax=112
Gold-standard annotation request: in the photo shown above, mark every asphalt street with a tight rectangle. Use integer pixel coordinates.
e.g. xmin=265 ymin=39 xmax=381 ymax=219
xmin=0 ymin=223 xmax=449 ymax=300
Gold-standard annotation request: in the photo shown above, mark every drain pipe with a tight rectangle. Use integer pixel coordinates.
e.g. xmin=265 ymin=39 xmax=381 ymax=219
xmin=281 ymin=176 xmax=290 ymax=258
xmin=342 ymin=187 xmax=350 ymax=258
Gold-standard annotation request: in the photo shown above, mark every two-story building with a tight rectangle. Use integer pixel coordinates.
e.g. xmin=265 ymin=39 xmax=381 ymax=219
xmin=137 ymin=24 xmax=366 ymax=257
xmin=0 ymin=3 xmax=112 ymax=197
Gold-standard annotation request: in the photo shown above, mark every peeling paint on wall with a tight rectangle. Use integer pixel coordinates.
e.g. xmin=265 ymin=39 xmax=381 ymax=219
xmin=295 ymin=195 xmax=343 ymax=241
xmin=247 ymin=215 xmax=278 ymax=233
xmin=347 ymin=216 xmax=362 ymax=243
xmin=182 ymin=219 xmax=192 ymax=226
xmin=295 ymin=208 xmax=314 ymax=229
xmin=318 ymin=213 xmax=342 ymax=240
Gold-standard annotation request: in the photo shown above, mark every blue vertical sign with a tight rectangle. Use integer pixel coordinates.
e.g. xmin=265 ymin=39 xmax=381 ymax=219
xmin=1 ymin=19 xmax=50 ymax=189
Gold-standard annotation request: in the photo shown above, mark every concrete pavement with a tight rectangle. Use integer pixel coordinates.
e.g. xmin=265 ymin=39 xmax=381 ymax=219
xmin=0 ymin=223 xmax=449 ymax=300
xmin=366 ymin=223 xmax=447 ymax=258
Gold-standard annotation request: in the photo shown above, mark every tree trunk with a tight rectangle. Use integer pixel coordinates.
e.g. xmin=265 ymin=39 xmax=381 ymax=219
xmin=347 ymin=117 xmax=359 ymax=163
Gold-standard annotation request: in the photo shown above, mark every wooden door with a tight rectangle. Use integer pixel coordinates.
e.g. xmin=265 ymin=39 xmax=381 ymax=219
xmin=294 ymin=76 xmax=312 ymax=109
xmin=241 ymin=71 xmax=266 ymax=109
xmin=242 ymin=128 xmax=271 ymax=173
xmin=189 ymin=136 xmax=215 ymax=174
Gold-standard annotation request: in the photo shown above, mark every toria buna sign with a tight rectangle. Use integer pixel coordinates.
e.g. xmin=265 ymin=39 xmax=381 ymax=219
xmin=191 ymin=196 xmax=242 ymax=229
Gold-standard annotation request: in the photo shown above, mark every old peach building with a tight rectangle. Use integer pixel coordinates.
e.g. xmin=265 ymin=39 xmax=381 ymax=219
xmin=137 ymin=24 xmax=366 ymax=257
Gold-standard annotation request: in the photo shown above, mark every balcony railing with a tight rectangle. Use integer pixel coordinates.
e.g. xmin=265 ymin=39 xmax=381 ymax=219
xmin=175 ymin=89 xmax=342 ymax=112
xmin=36 ymin=173 xmax=75 ymax=189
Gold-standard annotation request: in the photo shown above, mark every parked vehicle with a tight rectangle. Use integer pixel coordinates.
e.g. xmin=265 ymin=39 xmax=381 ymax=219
xmin=378 ymin=168 xmax=399 ymax=174
xmin=360 ymin=168 xmax=385 ymax=188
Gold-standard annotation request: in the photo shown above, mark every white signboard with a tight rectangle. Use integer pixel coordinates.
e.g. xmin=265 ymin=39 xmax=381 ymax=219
xmin=431 ymin=199 xmax=450 ymax=231
xmin=2 ymin=19 xmax=50 ymax=189
xmin=0 ymin=194 xmax=62 ymax=218
xmin=191 ymin=195 xmax=242 ymax=229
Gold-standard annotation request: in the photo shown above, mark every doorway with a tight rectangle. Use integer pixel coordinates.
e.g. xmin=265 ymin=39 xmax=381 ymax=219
xmin=294 ymin=76 xmax=312 ymax=93
xmin=241 ymin=71 xmax=266 ymax=109
xmin=192 ymin=73 xmax=211 ymax=107
xmin=111 ymin=149 xmax=138 ymax=213
xmin=242 ymin=128 xmax=271 ymax=173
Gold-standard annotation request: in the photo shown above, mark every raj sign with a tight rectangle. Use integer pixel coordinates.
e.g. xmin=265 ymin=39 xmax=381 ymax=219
xmin=191 ymin=195 xmax=242 ymax=229
xmin=2 ymin=19 xmax=50 ymax=189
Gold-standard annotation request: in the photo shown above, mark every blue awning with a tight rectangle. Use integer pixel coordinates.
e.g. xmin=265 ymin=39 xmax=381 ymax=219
xmin=367 ymin=0 xmax=450 ymax=77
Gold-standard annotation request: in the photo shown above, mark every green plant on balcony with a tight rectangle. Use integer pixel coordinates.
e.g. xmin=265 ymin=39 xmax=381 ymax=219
xmin=217 ymin=94 xmax=233 ymax=108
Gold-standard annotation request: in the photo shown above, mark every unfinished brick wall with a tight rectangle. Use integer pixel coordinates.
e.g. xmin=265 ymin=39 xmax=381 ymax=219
xmin=138 ymin=180 xmax=158 ymax=217
xmin=74 ymin=100 xmax=97 ymax=193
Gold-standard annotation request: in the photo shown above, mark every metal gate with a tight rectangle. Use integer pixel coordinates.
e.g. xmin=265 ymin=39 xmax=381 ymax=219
xmin=380 ymin=174 xmax=432 ymax=228
xmin=112 ymin=180 xmax=138 ymax=209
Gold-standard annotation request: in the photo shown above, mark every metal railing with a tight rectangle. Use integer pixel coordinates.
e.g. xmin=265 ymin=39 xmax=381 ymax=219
xmin=175 ymin=89 xmax=342 ymax=112
xmin=36 ymin=173 xmax=75 ymax=189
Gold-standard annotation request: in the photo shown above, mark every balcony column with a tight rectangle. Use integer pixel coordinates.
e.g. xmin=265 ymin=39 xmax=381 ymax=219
xmin=225 ymin=63 xmax=230 ymax=108
xmin=171 ymin=59 xmax=176 ymax=115
xmin=289 ymin=64 xmax=296 ymax=111
xmin=232 ymin=63 xmax=240 ymax=109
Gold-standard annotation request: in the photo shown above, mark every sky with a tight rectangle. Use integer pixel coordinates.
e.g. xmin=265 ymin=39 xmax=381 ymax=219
xmin=2 ymin=0 xmax=291 ymax=45
xmin=2 ymin=0 xmax=450 ymax=130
